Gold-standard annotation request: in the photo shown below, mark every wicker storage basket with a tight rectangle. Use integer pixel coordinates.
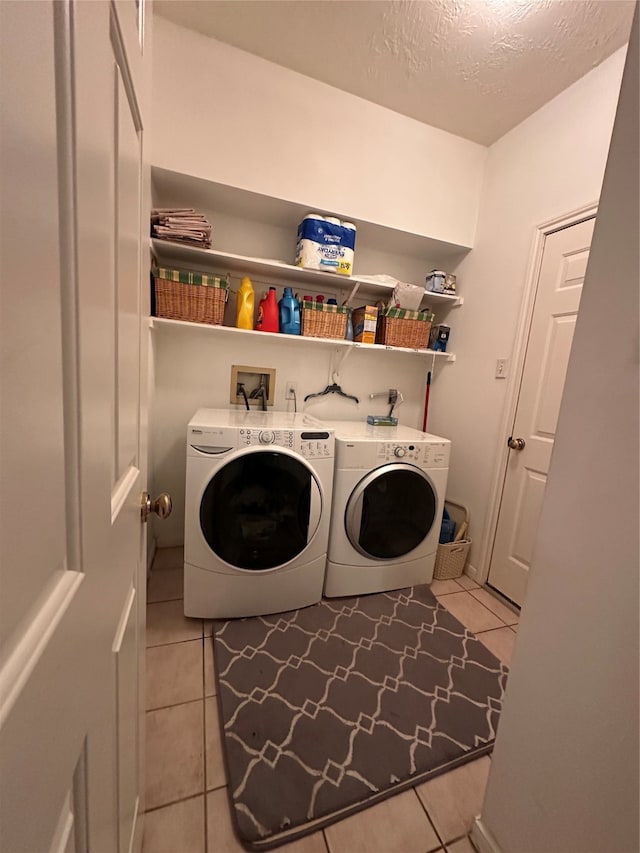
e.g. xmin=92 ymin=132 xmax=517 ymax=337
xmin=433 ymin=539 xmax=472 ymax=580
xmin=301 ymin=300 xmax=348 ymax=340
xmin=433 ymin=500 xmax=471 ymax=580
xmin=154 ymin=267 xmax=228 ymax=325
xmin=376 ymin=307 xmax=433 ymax=349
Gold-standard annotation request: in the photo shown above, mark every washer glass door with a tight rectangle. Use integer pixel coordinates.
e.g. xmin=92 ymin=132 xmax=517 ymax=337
xmin=345 ymin=464 xmax=437 ymax=559
xmin=200 ymin=450 xmax=320 ymax=570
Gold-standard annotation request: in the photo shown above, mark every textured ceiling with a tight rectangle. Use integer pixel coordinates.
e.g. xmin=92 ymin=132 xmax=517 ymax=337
xmin=154 ymin=0 xmax=634 ymax=145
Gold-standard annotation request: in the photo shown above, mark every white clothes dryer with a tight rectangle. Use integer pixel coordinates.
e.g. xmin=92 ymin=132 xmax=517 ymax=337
xmin=323 ymin=421 xmax=450 ymax=597
xmin=184 ymin=409 xmax=335 ymax=619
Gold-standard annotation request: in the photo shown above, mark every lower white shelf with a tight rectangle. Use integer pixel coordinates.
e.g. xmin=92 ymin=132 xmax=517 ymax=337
xmin=150 ymin=317 xmax=456 ymax=361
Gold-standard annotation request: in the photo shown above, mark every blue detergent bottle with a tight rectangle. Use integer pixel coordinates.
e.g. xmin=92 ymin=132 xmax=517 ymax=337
xmin=279 ymin=287 xmax=301 ymax=335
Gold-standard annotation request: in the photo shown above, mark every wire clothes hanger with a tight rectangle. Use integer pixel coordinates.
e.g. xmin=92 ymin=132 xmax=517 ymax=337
xmin=304 ymin=347 xmax=359 ymax=404
xmin=304 ymin=383 xmax=359 ymax=404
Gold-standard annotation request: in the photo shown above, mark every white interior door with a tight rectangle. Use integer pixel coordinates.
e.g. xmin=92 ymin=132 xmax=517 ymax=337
xmin=488 ymin=218 xmax=595 ymax=606
xmin=0 ymin=2 xmax=151 ymax=852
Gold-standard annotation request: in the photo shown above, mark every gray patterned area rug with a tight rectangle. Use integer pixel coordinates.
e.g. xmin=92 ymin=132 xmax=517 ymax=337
xmin=212 ymin=585 xmax=508 ymax=850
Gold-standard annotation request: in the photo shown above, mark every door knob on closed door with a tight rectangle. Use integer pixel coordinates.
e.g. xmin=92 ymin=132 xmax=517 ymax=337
xmin=141 ymin=491 xmax=173 ymax=522
xmin=507 ymin=437 xmax=526 ymax=451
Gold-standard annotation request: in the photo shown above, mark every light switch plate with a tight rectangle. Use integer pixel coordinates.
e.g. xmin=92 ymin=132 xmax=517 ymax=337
xmin=495 ymin=358 xmax=509 ymax=379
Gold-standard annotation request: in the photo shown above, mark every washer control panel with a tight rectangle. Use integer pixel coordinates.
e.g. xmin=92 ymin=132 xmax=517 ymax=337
xmin=187 ymin=420 xmax=334 ymax=459
xmin=238 ymin=429 xmax=333 ymax=458
xmin=240 ymin=428 xmax=294 ymax=449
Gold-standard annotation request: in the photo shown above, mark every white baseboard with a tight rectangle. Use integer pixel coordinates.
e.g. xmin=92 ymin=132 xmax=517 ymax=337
xmin=465 ymin=562 xmax=481 ymax=582
xmin=470 ymin=817 xmax=502 ymax=853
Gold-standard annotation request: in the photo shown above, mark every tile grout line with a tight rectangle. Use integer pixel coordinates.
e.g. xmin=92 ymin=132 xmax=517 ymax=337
xmin=322 ymin=827 xmax=333 ymax=853
xmin=147 ymin=696 xmax=206 ymax=714
xmin=144 ymin=791 xmax=206 ymax=815
xmin=412 ymin=787 xmax=447 ymax=852
xmin=443 ymin=578 xmax=520 ymax=625
xmin=475 ymin=625 xmax=515 ymax=635
xmin=144 ymin=687 xmax=206 ymax=815
xmin=436 ymin=592 xmax=515 ymax=631
xmin=146 ymin=696 xmax=204 ymax=715
xmin=145 ymin=635 xmax=204 ymax=650
xmin=147 ymin=596 xmax=183 ymax=604
xmin=467 ymin=590 xmax=519 ymax=625
xmin=202 ymin=636 xmax=209 ymax=853
xmin=144 ymin=633 xmax=207 ymax=712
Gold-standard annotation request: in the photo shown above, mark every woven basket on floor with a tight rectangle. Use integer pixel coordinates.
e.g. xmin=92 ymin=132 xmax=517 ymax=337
xmin=376 ymin=307 xmax=432 ymax=349
xmin=433 ymin=539 xmax=472 ymax=580
xmin=154 ymin=267 xmax=228 ymax=325
xmin=433 ymin=500 xmax=471 ymax=580
xmin=301 ymin=300 xmax=348 ymax=340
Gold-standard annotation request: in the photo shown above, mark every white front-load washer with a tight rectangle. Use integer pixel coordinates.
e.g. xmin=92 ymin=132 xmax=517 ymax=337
xmin=323 ymin=421 xmax=450 ymax=597
xmin=184 ymin=409 xmax=334 ymax=619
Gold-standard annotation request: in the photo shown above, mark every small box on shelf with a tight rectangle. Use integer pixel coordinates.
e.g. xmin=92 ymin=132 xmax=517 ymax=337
xmin=352 ymin=305 xmax=378 ymax=344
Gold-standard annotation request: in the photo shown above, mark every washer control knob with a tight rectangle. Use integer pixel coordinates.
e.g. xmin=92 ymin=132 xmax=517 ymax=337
xmin=394 ymin=446 xmax=406 ymax=458
xmin=259 ymin=430 xmax=275 ymax=444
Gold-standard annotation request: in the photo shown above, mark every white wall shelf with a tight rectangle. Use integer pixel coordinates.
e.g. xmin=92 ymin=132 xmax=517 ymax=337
xmin=151 ymin=166 xmax=473 ymax=263
xmin=150 ymin=317 xmax=456 ymax=361
xmin=150 ymin=238 xmax=463 ymax=308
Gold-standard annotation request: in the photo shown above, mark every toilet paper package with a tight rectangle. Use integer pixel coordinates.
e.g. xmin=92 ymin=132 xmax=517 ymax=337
xmin=295 ymin=214 xmax=356 ymax=276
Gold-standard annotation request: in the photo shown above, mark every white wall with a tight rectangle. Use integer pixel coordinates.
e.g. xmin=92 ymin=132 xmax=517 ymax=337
xmin=149 ymin=17 xmax=472 ymax=547
xmin=427 ymin=46 xmax=627 ymax=575
xmin=474 ymin=11 xmax=639 ymax=850
xmin=151 ymin=17 xmax=486 ymax=250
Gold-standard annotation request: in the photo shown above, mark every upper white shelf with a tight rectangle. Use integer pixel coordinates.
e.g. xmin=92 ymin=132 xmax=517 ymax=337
xmin=150 ymin=238 xmax=463 ymax=308
xmin=150 ymin=317 xmax=456 ymax=362
xmin=151 ymin=166 xmax=473 ymax=260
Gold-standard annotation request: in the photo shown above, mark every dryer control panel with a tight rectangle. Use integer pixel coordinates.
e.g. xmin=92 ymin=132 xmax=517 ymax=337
xmin=336 ymin=439 xmax=450 ymax=469
xmin=375 ymin=442 xmax=450 ymax=467
xmin=377 ymin=443 xmax=422 ymax=463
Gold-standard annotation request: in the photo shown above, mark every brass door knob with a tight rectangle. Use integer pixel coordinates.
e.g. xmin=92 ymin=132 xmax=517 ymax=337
xmin=507 ymin=437 xmax=526 ymax=451
xmin=141 ymin=491 xmax=173 ymax=522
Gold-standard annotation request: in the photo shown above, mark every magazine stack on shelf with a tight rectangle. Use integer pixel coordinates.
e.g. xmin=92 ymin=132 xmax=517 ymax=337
xmin=151 ymin=208 xmax=212 ymax=248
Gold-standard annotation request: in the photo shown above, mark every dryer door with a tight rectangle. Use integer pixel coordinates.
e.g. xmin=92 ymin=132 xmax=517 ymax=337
xmin=199 ymin=449 xmax=321 ymax=570
xmin=345 ymin=463 xmax=437 ymax=559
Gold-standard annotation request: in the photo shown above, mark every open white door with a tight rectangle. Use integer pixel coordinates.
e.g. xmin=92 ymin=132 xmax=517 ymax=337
xmin=0 ymin=2 xmax=156 ymax=851
xmin=488 ymin=218 xmax=595 ymax=606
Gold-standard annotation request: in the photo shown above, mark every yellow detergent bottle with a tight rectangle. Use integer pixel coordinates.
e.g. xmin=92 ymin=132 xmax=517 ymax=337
xmin=236 ymin=276 xmax=255 ymax=329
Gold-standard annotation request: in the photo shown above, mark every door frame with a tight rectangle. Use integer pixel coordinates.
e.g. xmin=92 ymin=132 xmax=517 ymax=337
xmin=476 ymin=201 xmax=598 ymax=589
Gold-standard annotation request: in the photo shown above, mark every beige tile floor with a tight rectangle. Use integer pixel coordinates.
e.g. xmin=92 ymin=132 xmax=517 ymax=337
xmin=143 ymin=549 xmax=519 ymax=853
